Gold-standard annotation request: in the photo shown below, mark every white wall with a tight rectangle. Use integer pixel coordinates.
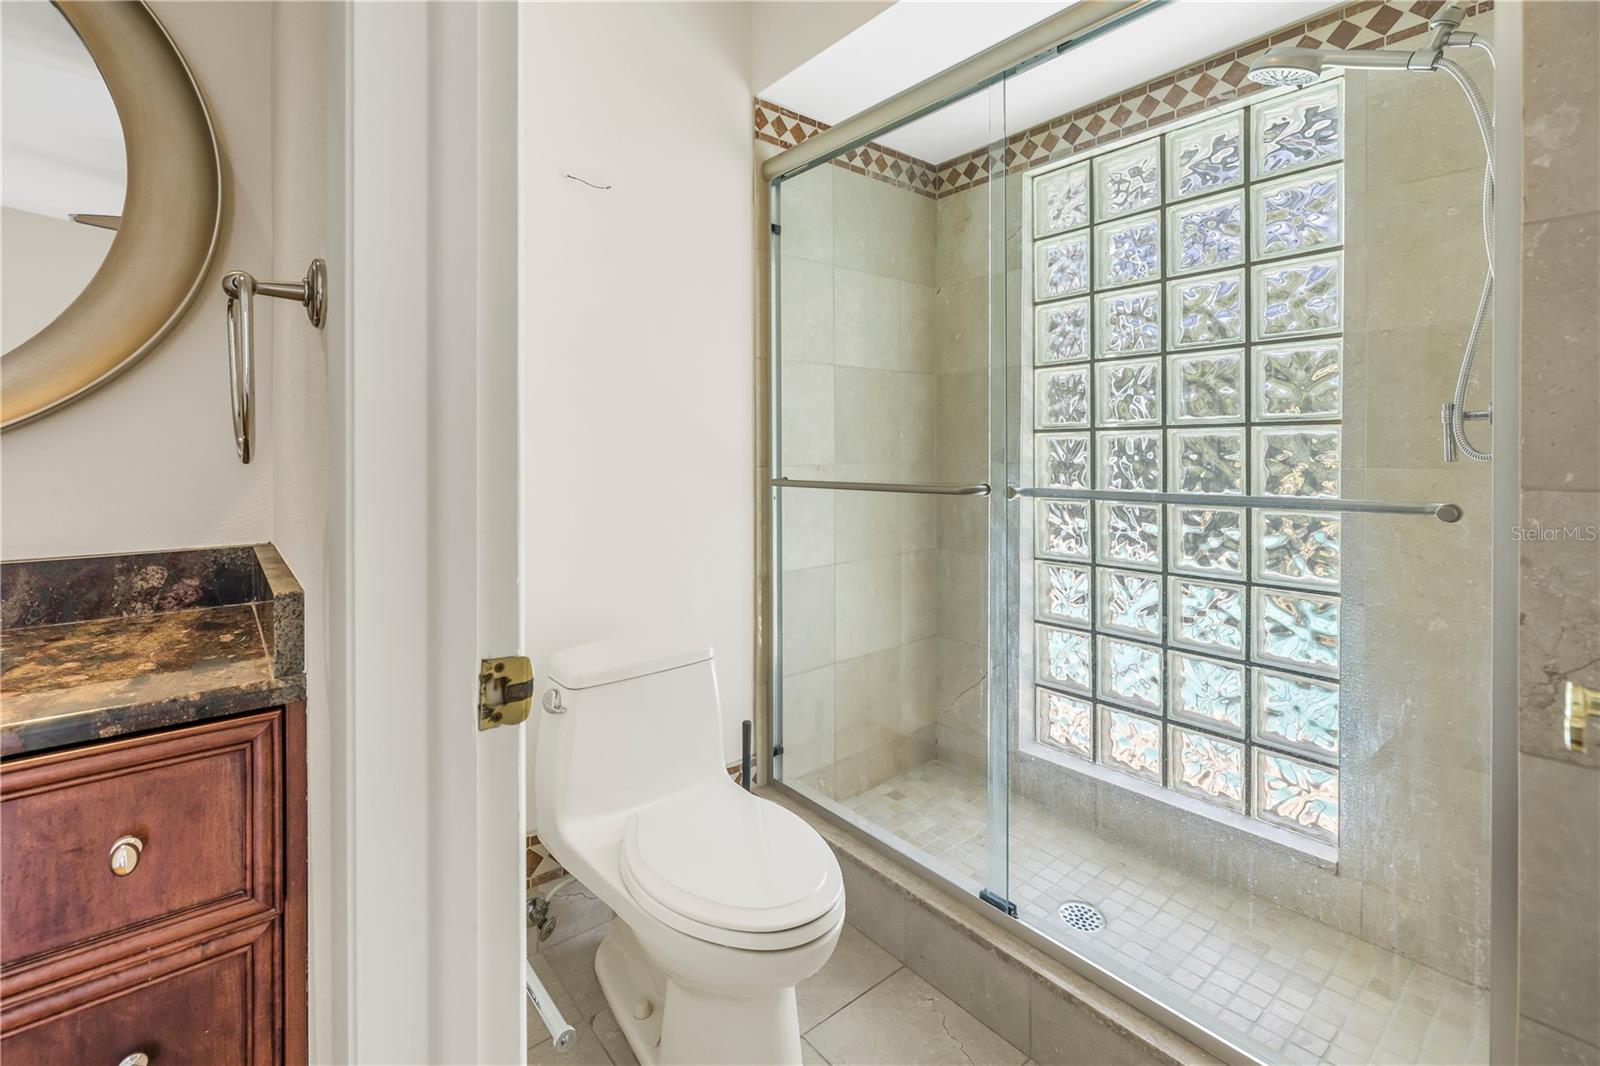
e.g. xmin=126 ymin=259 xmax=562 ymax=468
xmin=0 ymin=2 xmax=274 ymax=562
xmin=520 ymin=2 xmax=756 ymax=818
xmin=750 ymin=1 xmax=892 ymax=94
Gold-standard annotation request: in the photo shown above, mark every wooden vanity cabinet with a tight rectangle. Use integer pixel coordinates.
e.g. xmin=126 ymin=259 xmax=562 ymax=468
xmin=0 ymin=703 xmax=306 ymax=1066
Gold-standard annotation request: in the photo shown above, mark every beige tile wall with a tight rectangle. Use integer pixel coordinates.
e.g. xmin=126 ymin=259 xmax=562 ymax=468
xmin=1518 ymin=3 xmax=1600 ymax=1061
xmin=777 ymin=165 xmax=946 ymax=799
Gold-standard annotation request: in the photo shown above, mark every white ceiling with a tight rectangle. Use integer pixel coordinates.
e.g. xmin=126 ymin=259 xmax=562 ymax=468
xmin=761 ymin=0 xmax=1339 ymax=164
xmin=1 ymin=0 xmax=126 ymax=220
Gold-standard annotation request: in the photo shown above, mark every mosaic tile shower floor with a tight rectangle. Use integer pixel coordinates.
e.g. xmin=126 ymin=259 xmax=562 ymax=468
xmin=839 ymin=760 xmax=1489 ymax=1066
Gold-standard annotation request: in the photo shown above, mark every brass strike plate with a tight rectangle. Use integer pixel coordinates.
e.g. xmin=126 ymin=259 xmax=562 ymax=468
xmin=1567 ymin=680 xmax=1599 ymax=752
xmin=479 ymin=656 xmax=534 ymax=731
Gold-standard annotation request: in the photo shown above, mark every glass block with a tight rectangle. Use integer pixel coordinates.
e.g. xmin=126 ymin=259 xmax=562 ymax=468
xmin=1169 ymin=271 xmax=1243 ymax=350
xmin=1037 ymin=623 xmax=1092 ymax=694
xmin=1167 ymin=191 xmax=1244 ymax=276
xmin=1168 ymin=651 xmax=1245 ymax=735
xmin=1170 ymin=505 xmax=1245 ymax=578
xmin=1097 ymin=501 xmax=1162 ymax=571
xmin=1037 ymin=499 xmax=1091 ymax=562
xmin=1169 ymin=726 xmax=1246 ymax=810
xmin=1253 ymin=254 xmax=1343 ymax=339
xmin=1168 ymin=350 xmax=1243 ymax=425
xmin=1097 ymin=568 xmax=1162 ymax=639
xmin=1098 ymin=705 xmax=1163 ymax=783
xmin=1254 ymin=668 xmax=1340 ymax=758
xmin=1255 ymin=426 xmax=1341 ymax=498
xmin=1166 ymin=111 xmax=1244 ymax=201
xmin=1171 ymin=577 xmax=1245 ymax=657
xmin=1035 ymin=298 xmax=1091 ymax=365
xmin=1095 ymin=286 xmax=1161 ymax=357
xmin=1033 ymin=162 xmax=1090 ymax=237
xmin=1254 ymin=587 xmax=1340 ymax=677
xmin=1254 ymin=510 xmax=1340 ymax=588
xmin=1096 ymin=431 xmax=1162 ymax=491
xmin=1035 ymin=232 xmax=1091 ymax=300
xmin=1095 ymin=358 xmax=1161 ymax=427
xmin=1097 ymin=637 xmax=1163 ymax=713
xmin=1095 ymin=212 xmax=1161 ymax=289
xmin=1253 ymin=165 xmax=1344 ymax=260
xmin=1255 ymin=341 xmax=1342 ymax=421
xmin=1036 ymin=432 xmax=1091 ymax=489
xmin=1036 ymin=561 xmax=1091 ymax=625
xmin=1253 ymin=80 xmax=1343 ymax=178
xmin=1035 ymin=367 xmax=1091 ymax=429
xmin=1255 ymin=749 xmax=1339 ymax=844
xmin=1094 ymin=138 xmax=1160 ymax=221
xmin=1169 ymin=428 xmax=1245 ymax=495
xmin=1037 ymin=689 xmax=1093 ymax=759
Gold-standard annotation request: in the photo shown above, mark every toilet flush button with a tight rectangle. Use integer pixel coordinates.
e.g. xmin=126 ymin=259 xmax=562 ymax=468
xmin=633 ymin=999 xmax=654 ymax=1021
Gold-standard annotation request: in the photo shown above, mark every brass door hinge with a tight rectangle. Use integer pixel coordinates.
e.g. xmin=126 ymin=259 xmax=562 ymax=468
xmin=479 ymin=656 xmax=534 ymax=730
xmin=1567 ymin=680 xmax=1599 ymax=752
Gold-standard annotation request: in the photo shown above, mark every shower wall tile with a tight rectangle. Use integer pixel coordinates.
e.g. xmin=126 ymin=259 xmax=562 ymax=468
xmin=1518 ymin=753 xmax=1600 ymax=1047
xmin=779 ymin=256 xmax=834 ymax=364
xmin=1516 ymin=489 xmax=1600 ymax=764
xmin=835 ymin=556 xmax=902 ymax=660
xmin=1521 ymin=215 xmax=1600 ymax=493
xmin=833 ymin=367 xmax=903 ymax=465
xmin=781 ymin=664 xmax=836 ymax=780
xmin=1360 ymin=167 xmax=1497 ymax=334
xmin=935 ymin=185 xmax=989 ymax=286
xmin=1524 ymin=1 xmax=1600 ymax=224
xmin=900 ymin=282 xmax=937 ymax=373
xmin=777 ymin=164 xmax=833 ymax=263
xmin=781 ymin=565 xmax=835 ymax=675
xmin=835 ymin=490 xmax=905 ymax=563
xmin=834 ymin=169 xmax=935 ymax=285
xmin=780 ymin=362 xmax=834 ymax=468
xmin=901 ymin=550 xmax=939 ymax=643
xmin=833 ymin=268 xmax=900 ymax=370
xmin=780 ymin=488 xmax=834 ymax=572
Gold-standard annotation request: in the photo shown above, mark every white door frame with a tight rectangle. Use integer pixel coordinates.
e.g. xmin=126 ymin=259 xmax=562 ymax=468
xmin=332 ymin=5 xmax=525 ymax=1062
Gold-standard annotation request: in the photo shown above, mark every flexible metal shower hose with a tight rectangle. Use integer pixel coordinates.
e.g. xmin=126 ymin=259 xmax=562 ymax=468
xmin=1437 ymin=48 xmax=1496 ymax=462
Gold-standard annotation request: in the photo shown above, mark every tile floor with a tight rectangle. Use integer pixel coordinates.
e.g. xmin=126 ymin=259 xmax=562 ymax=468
xmin=527 ymin=884 xmax=1030 ymax=1066
xmin=839 ymin=760 xmax=1491 ymax=1066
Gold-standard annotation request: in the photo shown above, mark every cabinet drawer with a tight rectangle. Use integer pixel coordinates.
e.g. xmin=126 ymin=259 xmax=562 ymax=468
xmin=0 ymin=919 xmax=277 ymax=1066
xmin=0 ymin=712 xmax=280 ymax=974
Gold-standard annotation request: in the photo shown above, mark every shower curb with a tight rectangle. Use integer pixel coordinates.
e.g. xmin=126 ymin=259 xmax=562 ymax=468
xmin=763 ymin=785 xmax=1227 ymax=1066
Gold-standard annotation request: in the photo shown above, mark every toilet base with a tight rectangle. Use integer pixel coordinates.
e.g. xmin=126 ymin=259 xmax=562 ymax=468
xmin=594 ymin=919 xmax=814 ymax=1066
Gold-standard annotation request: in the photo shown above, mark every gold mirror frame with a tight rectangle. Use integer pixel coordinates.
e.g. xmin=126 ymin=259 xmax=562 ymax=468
xmin=1 ymin=1 xmax=222 ymax=430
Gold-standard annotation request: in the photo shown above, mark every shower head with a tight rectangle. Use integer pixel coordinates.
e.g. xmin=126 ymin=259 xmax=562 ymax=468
xmin=1246 ymin=48 xmax=1323 ymax=87
xmin=1246 ymin=45 xmax=1421 ymax=87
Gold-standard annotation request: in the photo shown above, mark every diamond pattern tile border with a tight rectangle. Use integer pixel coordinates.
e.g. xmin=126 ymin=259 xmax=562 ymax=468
xmin=755 ymin=0 xmax=1492 ymax=202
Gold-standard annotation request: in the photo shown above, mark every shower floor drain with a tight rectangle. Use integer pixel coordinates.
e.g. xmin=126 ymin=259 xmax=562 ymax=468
xmin=1058 ymin=900 xmax=1105 ymax=933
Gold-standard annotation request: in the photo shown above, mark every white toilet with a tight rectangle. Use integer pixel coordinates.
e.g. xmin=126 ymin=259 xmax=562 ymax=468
xmin=534 ymin=639 xmax=844 ymax=1066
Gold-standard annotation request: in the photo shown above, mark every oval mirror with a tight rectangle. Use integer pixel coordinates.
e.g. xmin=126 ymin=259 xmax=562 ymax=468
xmin=0 ymin=1 xmax=221 ymax=430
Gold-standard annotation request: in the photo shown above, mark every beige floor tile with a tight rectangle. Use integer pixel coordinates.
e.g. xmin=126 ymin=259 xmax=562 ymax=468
xmin=797 ymin=924 xmax=902 ymax=1031
xmin=591 ymin=1008 xmax=640 ymax=1066
xmin=529 ymin=1017 xmax=611 ymax=1066
xmin=542 ymin=922 xmax=612 ymax=1021
xmin=808 ymin=968 xmax=1027 ymax=1066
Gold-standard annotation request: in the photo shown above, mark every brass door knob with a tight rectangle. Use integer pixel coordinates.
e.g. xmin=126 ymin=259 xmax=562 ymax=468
xmin=1567 ymin=681 xmax=1599 ymax=752
xmin=109 ymin=835 xmax=144 ymax=877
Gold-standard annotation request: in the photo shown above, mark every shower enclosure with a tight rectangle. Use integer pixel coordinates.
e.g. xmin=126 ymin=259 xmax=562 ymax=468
xmin=764 ymin=1 xmax=1514 ymax=1062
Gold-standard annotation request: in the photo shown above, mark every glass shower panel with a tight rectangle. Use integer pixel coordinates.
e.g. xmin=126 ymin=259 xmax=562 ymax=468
xmin=1001 ymin=10 xmax=1497 ymax=1063
xmin=772 ymin=86 xmax=1011 ymax=899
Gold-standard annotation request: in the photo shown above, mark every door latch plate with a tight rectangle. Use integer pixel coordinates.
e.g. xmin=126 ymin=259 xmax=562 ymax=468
xmin=479 ymin=656 xmax=534 ymax=730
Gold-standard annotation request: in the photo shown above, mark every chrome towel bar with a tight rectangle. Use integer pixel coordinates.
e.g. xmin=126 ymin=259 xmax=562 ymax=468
xmin=771 ymin=477 xmax=991 ymax=497
xmin=222 ymin=258 xmax=327 ymax=464
xmin=1007 ymin=486 xmax=1463 ymax=523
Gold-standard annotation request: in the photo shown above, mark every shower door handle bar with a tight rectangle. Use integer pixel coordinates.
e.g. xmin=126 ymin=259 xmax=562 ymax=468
xmin=1007 ymin=486 xmax=1463 ymax=523
xmin=771 ymin=477 xmax=991 ymax=497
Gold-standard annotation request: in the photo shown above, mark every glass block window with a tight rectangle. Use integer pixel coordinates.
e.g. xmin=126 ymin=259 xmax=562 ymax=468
xmin=1024 ymin=81 xmax=1345 ymax=846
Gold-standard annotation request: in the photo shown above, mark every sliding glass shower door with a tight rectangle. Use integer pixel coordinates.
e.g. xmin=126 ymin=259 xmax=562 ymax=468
xmin=769 ymin=86 xmax=1014 ymax=904
xmin=768 ymin=3 xmax=1509 ymax=1061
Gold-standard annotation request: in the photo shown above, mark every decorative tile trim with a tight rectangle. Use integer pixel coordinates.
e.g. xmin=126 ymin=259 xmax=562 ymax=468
xmin=755 ymin=98 xmax=942 ymax=198
xmin=755 ymin=0 xmax=1491 ymax=201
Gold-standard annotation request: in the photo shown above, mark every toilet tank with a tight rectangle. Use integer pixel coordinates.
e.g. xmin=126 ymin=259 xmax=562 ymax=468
xmin=534 ymin=638 xmax=727 ymax=828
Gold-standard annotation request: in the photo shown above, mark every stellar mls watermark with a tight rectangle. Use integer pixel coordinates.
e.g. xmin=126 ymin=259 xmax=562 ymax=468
xmin=1511 ymin=523 xmax=1599 ymax=542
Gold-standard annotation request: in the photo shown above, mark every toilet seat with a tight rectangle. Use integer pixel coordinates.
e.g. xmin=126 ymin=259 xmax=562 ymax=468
xmin=621 ymin=783 xmax=843 ymax=951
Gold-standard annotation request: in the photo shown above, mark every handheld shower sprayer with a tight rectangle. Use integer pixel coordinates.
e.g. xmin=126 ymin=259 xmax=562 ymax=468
xmin=1245 ymin=2 xmax=1496 ymax=462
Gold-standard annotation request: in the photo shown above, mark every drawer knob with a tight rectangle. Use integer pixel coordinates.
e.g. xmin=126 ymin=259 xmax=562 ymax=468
xmin=118 ymin=1054 xmax=151 ymax=1066
xmin=109 ymin=835 xmax=145 ymax=877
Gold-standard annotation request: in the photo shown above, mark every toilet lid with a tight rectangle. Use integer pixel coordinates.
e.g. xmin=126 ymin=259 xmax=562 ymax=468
xmin=621 ymin=784 xmax=843 ymax=937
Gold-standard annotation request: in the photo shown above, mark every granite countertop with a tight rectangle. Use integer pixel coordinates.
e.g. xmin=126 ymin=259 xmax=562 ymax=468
xmin=0 ymin=544 xmax=305 ymax=757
